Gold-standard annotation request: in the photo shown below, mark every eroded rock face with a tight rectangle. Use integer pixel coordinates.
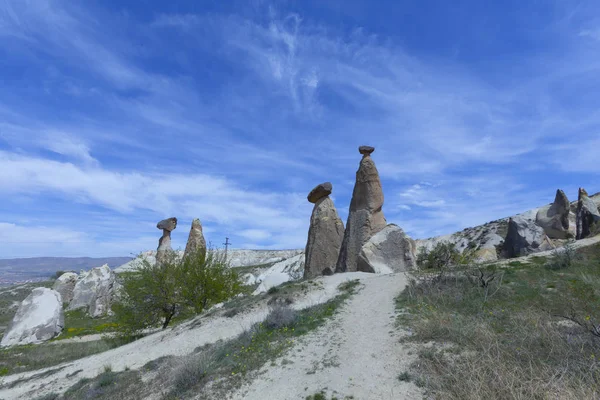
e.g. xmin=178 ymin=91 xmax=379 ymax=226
xmin=304 ymin=183 xmax=344 ymax=279
xmin=357 ymin=224 xmax=416 ymax=274
xmin=336 ymin=146 xmax=387 ymax=272
xmin=536 ymin=189 xmax=572 ymax=239
xmin=52 ymin=272 xmax=78 ymax=304
xmin=1 ymin=288 xmax=64 ymax=347
xmin=576 ymin=188 xmax=600 ymax=240
xmin=184 ymin=219 xmax=207 ymax=259
xmin=68 ymin=264 xmax=116 ymax=318
xmin=157 ymin=217 xmax=177 ymax=264
xmin=501 ymin=216 xmax=554 ymax=258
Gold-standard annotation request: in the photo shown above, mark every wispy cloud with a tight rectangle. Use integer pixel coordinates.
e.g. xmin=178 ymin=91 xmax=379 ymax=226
xmin=0 ymin=0 xmax=599 ymax=257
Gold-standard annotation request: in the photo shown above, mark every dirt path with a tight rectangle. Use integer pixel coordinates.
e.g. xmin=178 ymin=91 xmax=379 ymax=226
xmin=0 ymin=273 xmax=373 ymax=400
xmin=228 ymin=273 xmax=422 ymax=400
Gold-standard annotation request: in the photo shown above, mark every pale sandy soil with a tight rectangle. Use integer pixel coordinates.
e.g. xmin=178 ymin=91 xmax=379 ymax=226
xmin=0 ymin=272 xmax=372 ymax=400
xmin=227 ymin=273 xmax=422 ymax=400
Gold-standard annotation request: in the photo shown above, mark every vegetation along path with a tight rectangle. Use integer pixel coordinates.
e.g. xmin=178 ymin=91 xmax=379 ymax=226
xmin=230 ymin=273 xmax=422 ymax=400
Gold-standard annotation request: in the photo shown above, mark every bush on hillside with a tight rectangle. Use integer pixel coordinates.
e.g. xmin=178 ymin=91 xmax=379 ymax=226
xmin=113 ymin=248 xmax=243 ymax=334
xmin=178 ymin=249 xmax=244 ymax=314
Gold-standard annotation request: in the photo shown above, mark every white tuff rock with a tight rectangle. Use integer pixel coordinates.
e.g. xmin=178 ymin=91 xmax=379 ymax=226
xmin=68 ymin=264 xmax=116 ymax=318
xmin=357 ymin=224 xmax=416 ymax=274
xmin=1 ymin=288 xmax=64 ymax=347
xmin=253 ymin=254 xmax=305 ymax=295
xmin=52 ymin=272 xmax=78 ymax=304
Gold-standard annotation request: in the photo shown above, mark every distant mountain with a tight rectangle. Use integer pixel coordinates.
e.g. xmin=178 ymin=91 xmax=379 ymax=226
xmin=0 ymin=257 xmax=133 ymax=286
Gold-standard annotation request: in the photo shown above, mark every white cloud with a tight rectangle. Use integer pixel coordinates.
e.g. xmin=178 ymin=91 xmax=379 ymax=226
xmin=40 ymin=131 xmax=97 ymax=164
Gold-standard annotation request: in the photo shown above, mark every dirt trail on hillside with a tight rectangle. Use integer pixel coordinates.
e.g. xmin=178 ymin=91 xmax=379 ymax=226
xmin=0 ymin=273 xmax=373 ymax=400
xmin=228 ymin=273 xmax=422 ymax=400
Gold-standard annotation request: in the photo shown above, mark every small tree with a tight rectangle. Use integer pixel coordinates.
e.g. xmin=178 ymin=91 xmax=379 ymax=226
xmin=114 ymin=250 xmax=181 ymax=333
xmin=114 ymin=248 xmax=244 ymax=335
xmin=178 ymin=249 xmax=244 ymax=314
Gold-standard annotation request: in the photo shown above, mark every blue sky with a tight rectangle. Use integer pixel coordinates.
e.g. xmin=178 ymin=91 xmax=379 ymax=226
xmin=1 ymin=0 xmax=599 ymax=258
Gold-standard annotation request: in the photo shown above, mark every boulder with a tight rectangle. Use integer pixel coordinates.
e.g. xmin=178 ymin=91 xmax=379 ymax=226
xmin=307 ymin=182 xmax=333 ymax=204
xmin=336 ymin=146 xmax=387 ymax=272
xmin=357 ymin=224 xmax=416 ymax=274
xmin=68 ymin=264 xmax=116 ymax=318
xmin=304 ymin=183 xmax=344 ymax=279
xmin=52 ymin=272 xmax=78 ymax=304
xmin=184 ymin=218 xmax=207 ymax=259
xmin=242 ymin=273 xmax=257 ymax=286
xmin=157 ymin=217 xmax=178 ymax=264
xmin=536 ymin=189 xmax=572 ymax=239
xmin=501 ymin=216 xmax=554 ymax=258
xmin=1 ymin=288 xmax=64 ymax=347
xmin=576 ymin=188 xmax=600 ymax=240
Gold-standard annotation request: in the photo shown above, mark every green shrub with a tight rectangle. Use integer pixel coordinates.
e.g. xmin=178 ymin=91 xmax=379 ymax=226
xmin=114 ymin=248 xmax=243 ymax=334
xmin=545 ymin=243 xmax=580 ymax=270
xmin=263 ymin=305 xmax=299 ymax=330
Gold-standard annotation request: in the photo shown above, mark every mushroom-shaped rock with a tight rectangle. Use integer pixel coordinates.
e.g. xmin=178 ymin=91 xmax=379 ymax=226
xmin=304 ymin=183 xmax=344 ymax=279
xmin=576 ymin=188 xmax=600 ymax=240
xmin=157 ymin=217 xmax=178 ymax=232
xmin=358 ymin=145 xmax=375 ymax=155
xmin=501 ymin=216 xmax=554 ymax=258
xmin=157 ymin=217 xmax=178 ymax=264
xmin=536 ymin=189 xmax=572 ymax=239
xmin=52 ymin=272 xmax=79 ymax=304
xmin=1 ymin=288 xmax=64 ymax=347
xmin=357 ymin=224 xmax=416 ymax=274
xmin=184 ymin=219 xmax=207 ymax=259
xmin=336 ymin=146 xmax=387 ymax=272
xmin=68 ymin=264 xmax=116 ymax=318
xmin=307 ymin=182 xmax=333 ymax=204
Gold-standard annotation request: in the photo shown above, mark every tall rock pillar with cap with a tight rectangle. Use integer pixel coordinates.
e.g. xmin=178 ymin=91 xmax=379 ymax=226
xmin=156 ymin=217 xmax=178 ymax=265
xmin=336 ymin=146 xmax=387 ymax=273
xmin=304 ymin=182 xmax=345 ymax=279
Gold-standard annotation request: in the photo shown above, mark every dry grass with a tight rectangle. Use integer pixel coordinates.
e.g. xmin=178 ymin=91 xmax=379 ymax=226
xmin=396 ymin=243 xmax=600 ymax=399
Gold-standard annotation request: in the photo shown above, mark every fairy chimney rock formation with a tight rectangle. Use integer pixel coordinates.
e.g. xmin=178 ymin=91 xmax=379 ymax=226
xmin=536 ymin=189 xmax=572 ymax=239
xmin=157 ymin=217 xmax=177 ymax=264
xmin=335 ymin=146 xmax=387 ymax=273
xmin=304 ymin=182 xmax=344 ymax=278
xmin=576 ymin=188 xmax=600 ymax=240
xmin=184 ymin=218 xmax=207 ymax=259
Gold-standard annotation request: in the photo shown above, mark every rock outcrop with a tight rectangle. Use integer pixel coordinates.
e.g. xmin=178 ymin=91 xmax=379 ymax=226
xmin=184 ymin=218 xmax=207 ymax=259
xmin=52 ymin=272 xmax=78 ymax=304
xmin=1 ymin=288 xmax=64 ymax=347
xmin=536 ymin=189 xmax=572 ymax=239
xmin=576 ymin=188 xmax=600 ymax=240
xmin=68 ymin=264 xmax=116 ymax=317
xmin=336 ymin=146 xmax=387 ymax=273
xmin=357 ymin=224 xmax=416 ymax=273
xmin=304 ymin=182 xmax=344 ymax=279
xmin=157 ymin=217 xmax=177 ymax=264
xmin=253 ymin=254 xmax=305 ymax=295
xmin=501 ymin=216 xmax=554 ymax=258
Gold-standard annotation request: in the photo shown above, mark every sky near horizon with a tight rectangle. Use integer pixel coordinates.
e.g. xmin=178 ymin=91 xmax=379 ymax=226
xmin=1 ymin=0 xmax=599 ymax=258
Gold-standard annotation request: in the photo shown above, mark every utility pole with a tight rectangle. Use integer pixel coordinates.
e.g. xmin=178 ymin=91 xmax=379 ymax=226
xmin=223 ymin=237 xmax=231 ymax=259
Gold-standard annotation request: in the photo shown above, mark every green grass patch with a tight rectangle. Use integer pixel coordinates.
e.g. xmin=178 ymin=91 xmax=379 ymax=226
xmin=396 ymin=243 xmax=600 ymax=399
xmin=60 ymin=370 xmax=142 ymax=400
xmin=0 ymin=337 xmax=137 ymax=376
xmin=57 ymin=309 xmax=119 ymax=340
